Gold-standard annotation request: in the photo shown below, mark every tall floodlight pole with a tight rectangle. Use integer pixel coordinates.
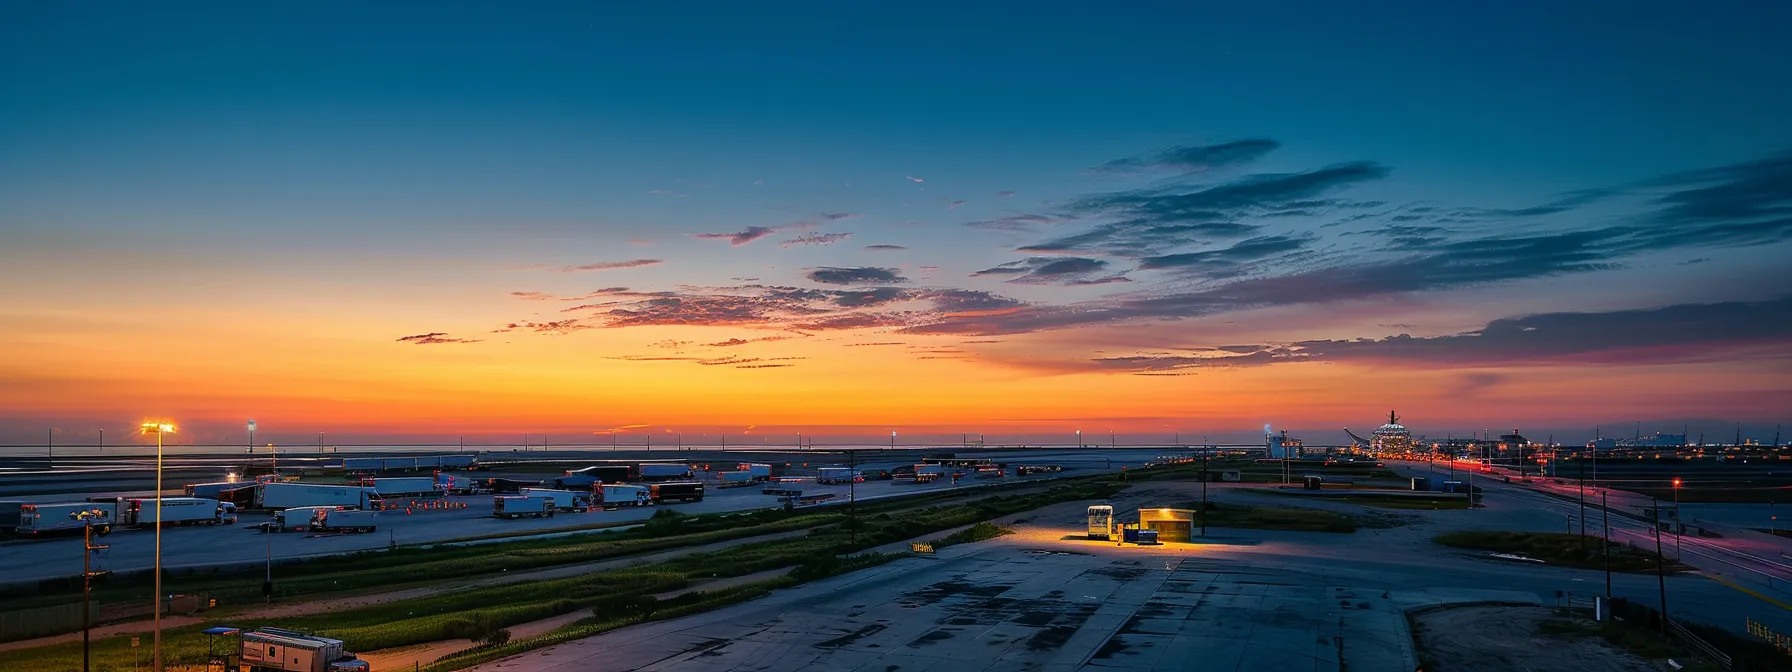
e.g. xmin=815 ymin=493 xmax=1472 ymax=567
xmin=1673 ymin=478 xmax=1683 ymax=560
xmin=1602 ymin=491 xmax=1612 ymax=599
xmin=1200 ymin=451 xmax=1209 ymax=537
xmin=1076 ymin=429 xmax=1082 ymax=448
xmin=247 ymin=420 xmax=256 ymax=459
xmin=1578 ymin=454 xmax=1587 ymax=550
xmin=891 ymin=430 xmax=896 ymax=450
xmin=1653 ymin=495 xmax=1668 ymax=635
xmin=140 ymin=422 xmax=176 ymax=672
xmin=48 ymin=428 xmax=54 ymax=469
xmin=75 ymin=508 xmax=108 ymax=672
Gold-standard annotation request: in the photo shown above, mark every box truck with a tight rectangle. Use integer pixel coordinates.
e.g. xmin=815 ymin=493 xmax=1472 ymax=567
xmin=816 ymin=468 xmax=861 ymax=485
xmin=367 ymin=476 xmax=440 ymax=497
xmin=738 ymin=463 xmax=773 ymax=481
xmin=118 ymin=497 xmax=236 ymax=527
xmin=481 ymin=477 xmax=543 ymax=494
xmin=493 ymin=495 xmax=556 ymax=519
xmin=762 ymin=482 xmax=802 ymax=496
xmin=518 ymin=488 xmax=590 ymax=512
xmin=241 ymin=627 xmax=369 ymax=672
xmin=257 ymin=483 xmax=378 ymax=510
xmin=638 ymin=463 xmax=693 ymax=482
xmin=595 ymin=484 xmax=651 ymax=509
xmin=310 ymin=508 xmax=378 ymax=533
xmin=649 ymin=481 xmax=705 ymax=503
xmin=16 ymin=501 xmax=117 ymax=535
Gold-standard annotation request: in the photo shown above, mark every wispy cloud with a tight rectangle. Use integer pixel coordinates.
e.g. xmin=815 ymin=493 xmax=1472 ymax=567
xmin=694 ymin=226 xmax=784 ymax=246
xmin=557 ymin=259 xmax=664 ymax=272
xmin=807 ymin=266 xmax=909 ymax=285
xmin=864 ymin=244 xmax=908 ymax=251
xmin=396 ymin=332 xmax=480 ymax=345
xmin=972 ymin=257 xmax=1125 ymax=285
xmin=906 ymin=175 xmax=924 ymax=183
xmin=510 ymin=291 xmax=553 ymax=300
xmin=995 ymin=190 xmax=1015 ymax=198
xmin=646 ymin=189 xmax=687 ymax=198
xmin=1087 ymin=139 xmax=1281 ymax=174
xmin=780 ymin=232 xmax=853 ymax=248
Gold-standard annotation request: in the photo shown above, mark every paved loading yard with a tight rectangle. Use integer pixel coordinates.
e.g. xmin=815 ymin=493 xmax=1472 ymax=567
xmin=471 ymin=542 xmax=1534 ymax=672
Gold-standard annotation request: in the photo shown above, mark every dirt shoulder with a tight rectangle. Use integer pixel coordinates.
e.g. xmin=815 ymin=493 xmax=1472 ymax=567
xmin=1412 ymin=605 xmax=1673 ymax=672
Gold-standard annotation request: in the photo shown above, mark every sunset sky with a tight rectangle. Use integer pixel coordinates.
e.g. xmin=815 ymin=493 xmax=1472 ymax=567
xmin=3 ymin=2 xmax=1790 ymax=446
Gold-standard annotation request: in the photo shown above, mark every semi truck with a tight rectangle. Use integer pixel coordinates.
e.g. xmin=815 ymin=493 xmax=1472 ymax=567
xmin=367 ymin=476 xmax=441 ymax=497
xmin=435 ymin=472 xmax=485 ymax=494
xmin=638 ymin=463 xmax=694 ymax=482
xmin=269 ymin=506 xmax=346 ymax=532
xmin=310 ymin=508 xmax=378 ymax=533
xmin=16 ymin=501 xmax=117 ymax=535
xmin=518 ymin=488 xmax=590 ymax=512
xmin=816 ymin=468 xmax=861 ymax=485
xmin=257 ymin=484 xmax=380 ymax=510
xmin=241 ymin=627 xmax=370 ymax=672
xmin=738 ymin=463 xmax=773 ymax=481
xmin=116 ymin=497 xmax=237 ymax=527
xmin=716 ymin=471 xmax=755 ymax=487
xmin=649 ymin=481 xmax=705 ymax=504
xmin=595 ymin=484 xmax=651 ymax=509
xmin=558 ymin=465 xmax=634 ymax=489
xmin=0 ymin=500 xmax=23 ymax=531
xmin=493 ymin=495 xmax=556 ymax=519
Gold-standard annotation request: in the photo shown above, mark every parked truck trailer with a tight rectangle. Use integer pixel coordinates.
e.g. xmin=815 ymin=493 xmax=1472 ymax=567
xmin=257 ymin=483 xmax=379 ymax=510
xmin=367 ymin=476 xmax=440 ymax=497
xmin=649 ymin=481 xmax=705 ymax=503
xmin=241 ymin=627 xmax=370 ymax=672
xmin=493 ymin=495 xmax=556 ymax=519
xmin=310 ymin=508 xmax=378 ymax=533
xmin=518 ymin=488 xmax=590 ymax=512
xmin=117 ymin=497 xmax=236 ymax=528
xmin=816 ymin=468 xmax=861 ymax=485
xmin=595 ymin=484 xmax=651 ymax=509
xmin=638 ymin=463 xmax=693 ymax=482
xmin=558 ymin=465 xmax=634 ymax=489
xmin=16 ymin=501 xmax=117 ymax=535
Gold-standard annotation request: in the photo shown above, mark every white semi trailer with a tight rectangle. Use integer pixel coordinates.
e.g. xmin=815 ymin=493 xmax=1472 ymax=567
xmin=257 ymin=484 xmax=379 ymax=510
xmin=596 ymin=484 xmax=651 ymax=509
xmin=518 ymin=488 xmax=590 ymax=512
xmin=310 ymin=508 xmax=379 ymax=533
xmin=241 ymin=628 xmax=369 ymax=672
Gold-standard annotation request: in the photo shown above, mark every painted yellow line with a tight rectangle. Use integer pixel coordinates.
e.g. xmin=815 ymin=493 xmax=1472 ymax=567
xmin=1709 ymin=573 xmax=1792 ymax=612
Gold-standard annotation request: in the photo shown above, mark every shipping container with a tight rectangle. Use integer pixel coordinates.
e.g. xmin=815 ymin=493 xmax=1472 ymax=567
xmin=738 ymin=463 xmax=773 ymax=481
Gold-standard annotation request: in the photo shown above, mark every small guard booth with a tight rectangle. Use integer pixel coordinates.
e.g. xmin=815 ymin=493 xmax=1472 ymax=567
xmin=1137 ymin=508 xmax=1196 ymax=542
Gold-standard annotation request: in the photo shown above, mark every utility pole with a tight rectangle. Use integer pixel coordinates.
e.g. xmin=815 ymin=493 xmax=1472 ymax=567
xmin=1200 ymin=451 xmax=1208 ymax=537
xmin=48 ymin=429 xmax=53 ymax=470
xmin=1653 ymin=495 xmax=1669 ymax=635
xmin=318 ymin=432 xmax=324 ymax=456
xmin=77 ymin=509 xmax=108 ymax=672
xmin=1602 ymin=491 xmax=1612 ymax=599
xmin=849 ymin=449 xmax=858 ymax=547
xmin=1578 ymin=454 xmax=1587 ymax=549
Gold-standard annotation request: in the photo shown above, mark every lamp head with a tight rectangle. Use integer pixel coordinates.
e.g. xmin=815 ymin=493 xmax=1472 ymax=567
xmin=140 ymin=422 xmax=176 ymax=435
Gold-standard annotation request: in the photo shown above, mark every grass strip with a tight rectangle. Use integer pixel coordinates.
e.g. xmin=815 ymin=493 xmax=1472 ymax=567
xmin=1433 ymin=531 xmax=1680 ymax=572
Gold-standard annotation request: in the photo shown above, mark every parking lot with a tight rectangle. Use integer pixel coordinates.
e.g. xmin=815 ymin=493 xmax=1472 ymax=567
xmin=0 ymin=448 xmax=1169 ymax=583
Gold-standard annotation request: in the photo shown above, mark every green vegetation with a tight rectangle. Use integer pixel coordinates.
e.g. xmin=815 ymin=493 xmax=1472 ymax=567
xmin=1184 ymin=501 xmax=1359 ymax=533
xmin=931 ymin=522 xmax=1014 ymax=549
xmin=1628 ymin=485 xmax=1789 ymax=504
xmin=1433 ymin=531 xmax=1679 ymax=572
xmin=0 ymin=477 xmax=1123 ymax=672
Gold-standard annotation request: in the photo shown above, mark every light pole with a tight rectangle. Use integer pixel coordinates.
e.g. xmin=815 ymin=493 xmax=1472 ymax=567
xmin=1076 ymin=429 xmax=1082 ymax=448
xmin=1652 ymin=495 xmax=1668 ymax=635
xmin=1673 ymin=477 xmax=1683 ymax=560
xmin=890 ymin=430 xmax=896 ymax=450
xmin=247 ymin=419 xmax=256 ymax=458
xmin=139 ymin=422 xmax=175 ymax=672
xmin=74 ymin=508 xmax=109 ymax=672
xmin=1602 ymin=491 xmax=1612 ymax=599
xmin=48 ymin=428 xmax=54 ymax=470
xmin=1200 ymin=451 xmax=1208 ymax=537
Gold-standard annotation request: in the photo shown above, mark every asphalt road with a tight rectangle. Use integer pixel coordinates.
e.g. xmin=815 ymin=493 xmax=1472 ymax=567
xmin=0 ymin=449 xmax=1169 ymax=584
xmin=471 ymin=475 xmax=1792 ymax=672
